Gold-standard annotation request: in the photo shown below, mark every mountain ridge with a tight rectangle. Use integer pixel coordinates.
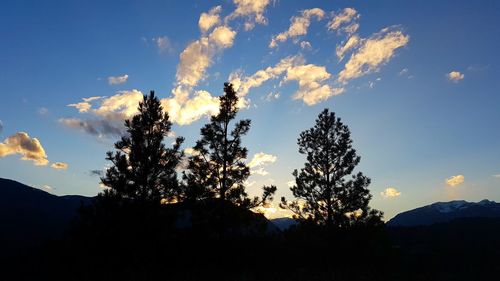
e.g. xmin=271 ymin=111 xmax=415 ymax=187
xmin=387 ymin=199 xmax=500 ymax=227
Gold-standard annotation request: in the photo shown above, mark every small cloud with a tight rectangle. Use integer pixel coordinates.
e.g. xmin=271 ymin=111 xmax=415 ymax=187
xmin=153 ymin=36 xmax=174 ymax=54
xmin=51 ymin=162 xmax=68 ymax=170
xmin=300 ymin=41 xmax=312 ymax=50
xmin=0 ymin=132 xmax=49 ymax=166
xmin=447 ymin=71 xmax=464 ymax=82
xmin=248 ymin=152 xmax=277 ymax=176
xmin=445 ymin=174 xmax=464 ymax=186
xmin=493 ymin=174 xmax=500 ymax=178
xmin=398 ymin=68 xmax=409 ymax=76
xmin=0 ymin=120 xmax=3 ymax=133
xmin=380 ymin=187 xmax=401 ymax=198
xmin=269 ymin=8 xmax=325 ymax=48
xmin=38 ymin=107 xmax=48 ymax=115
xmin=108 ymin=74 xmax=129 ymax=85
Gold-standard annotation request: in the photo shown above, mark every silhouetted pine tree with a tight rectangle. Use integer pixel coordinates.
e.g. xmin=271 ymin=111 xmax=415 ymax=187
xmin=281 ymin=109 xmax=382 ymax=227
xmin=183 ymin=83 xmax=275 ymax=208
xmin=101 ymin=91 xmax=184 ymax=203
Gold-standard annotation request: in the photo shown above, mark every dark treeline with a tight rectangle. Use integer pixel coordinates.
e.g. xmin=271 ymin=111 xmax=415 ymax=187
xmin=5 ymin=83 xmax=500 ymax=280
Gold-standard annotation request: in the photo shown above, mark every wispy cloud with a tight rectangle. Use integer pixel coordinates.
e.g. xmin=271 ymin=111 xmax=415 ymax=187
xmin=108 ymin=74 xmax=129 ymax=85
xmin=380 ymin=187 xmax=401 ymax=198
xmin=0 ymin=132 xmax=49 ymax=166
xmin=153 ymin=36 xmax=174 ymax=54
xmin=229 ymin=55 xmax=303 ymax=96
xmin=447 ymin=71 xmax=464 ymax=82
xmin=338 ymin=26 xmax=409 ymax=83
xmin=446 ymin=174 xmax=464 ymax=187
xmin=50 ymin=162 xmax=68 ymax=170
xmin=327 ymin=8 xmax=359 ymax=34
xmin=38 ymin=107 xmax=49 ymax=115
xmin=336 ymin=35 xmax=360 ymax=61
xmin=269 ymin=8 xmax=325 ymax=48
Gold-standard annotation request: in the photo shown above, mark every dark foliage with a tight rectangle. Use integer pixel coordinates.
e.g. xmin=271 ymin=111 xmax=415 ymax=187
xmin=281 ymin=109 xmax=382 ymax=227
xmin=101 ymin=91 xmax=184 ymax=203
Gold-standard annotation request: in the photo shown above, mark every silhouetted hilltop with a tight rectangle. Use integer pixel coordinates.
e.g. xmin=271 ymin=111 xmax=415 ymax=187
xmin=387 ymin=199 xmax=500 ymax=227
xmin=0 ymin=178 xmax=92 ymax=255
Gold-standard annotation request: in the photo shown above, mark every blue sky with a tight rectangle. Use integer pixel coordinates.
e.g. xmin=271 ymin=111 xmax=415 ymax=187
xmin=1 ymin=0 xmax=499 ymax=220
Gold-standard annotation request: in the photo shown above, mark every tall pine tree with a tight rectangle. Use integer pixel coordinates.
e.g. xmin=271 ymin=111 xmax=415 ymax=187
xmin=281 ymin=109 xmax=382 ymax=227
xmin=101 ymin=91 xmax=184 ymax=203
xmin=183 ymin=83 xmax=275 ymax=208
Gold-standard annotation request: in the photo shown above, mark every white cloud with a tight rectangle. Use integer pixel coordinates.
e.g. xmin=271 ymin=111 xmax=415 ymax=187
xmin=108 ymin=74 xmax=129 ymax=85
xmin=226 ymin=0 xmax=270 ymax=30
xmin=229 ymin=55 xmax=304 ymax=96
xmin=51 ymin=162 xmax=68 ymax=170
xmin=153 ymin=36 xmax=174 ymax=53
xmin=68 ymin=96 xmax=104 ymax=113
xmin=380 ymin=187 xmax=401 ymax=198
xmin=446 ymin=175 xmax=464 ymax=187
xmin=327 ymin=8 xmax=359 ymax=34
xmin=269 ymin=8 xmax=325 ymax=48
xmin=336 ymin=35 xmax=360 ymax=61
xmin=493 ymin=174 xmax=500 ymax=178
xmin=248 ymin=152 xmax=277 ymax=168
xmin=284 ymin=64 xmax=344 ymax=105
xmin=248 ymin=152 xmax=277 ymax=176
xmin=167 ymin=4 xmax=240 ymax=126
xmin=0 ymin=132 xmax=49 ymax=166
xmin=161 ymin=90 xmax=220 ymax=125
xmin=175 ymin=38 xmax=212 ymax=88
xmin=447 ymin=71 xmax=464 ymax=82
xmin=63 ymin=90 xmax=144 ymax=137
xmin=230 ymin=56 xmax=344 ymax=105
xmin=92 ymin=90 xmax=143 ymax=119
xmin=338 ymin=26 xmax=409 ymax=83
xmin=199 ymin=6 xmax=222 ymax=33
xmin=209 ymin=26 xmax=237 ymax=48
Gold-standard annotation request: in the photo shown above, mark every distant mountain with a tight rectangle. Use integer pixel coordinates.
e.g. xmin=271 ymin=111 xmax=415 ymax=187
xmin=270 ymin=217 xmax=298 ymax=230
xmin=387 ymin=199 xmax=500 ymax=227
xmin=0 ymin=178 xmax=92 ymax=255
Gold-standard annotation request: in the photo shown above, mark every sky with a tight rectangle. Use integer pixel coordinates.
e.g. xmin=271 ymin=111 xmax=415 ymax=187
xmin=1 ymin=0 xmax=500 ymax=220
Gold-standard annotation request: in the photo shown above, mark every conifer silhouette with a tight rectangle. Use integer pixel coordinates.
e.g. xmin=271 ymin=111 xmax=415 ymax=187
xmin=101 ymin=91 xmax=184 ymax=203
xmin=281 ymin=109 xmax=382 ymax=227
xmin=183 ymin=83 xmax=275 ymax=208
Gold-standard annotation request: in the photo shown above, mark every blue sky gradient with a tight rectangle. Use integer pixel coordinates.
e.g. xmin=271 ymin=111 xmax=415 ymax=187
xmin=1 ymin=0 xmax=499 ymax=219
